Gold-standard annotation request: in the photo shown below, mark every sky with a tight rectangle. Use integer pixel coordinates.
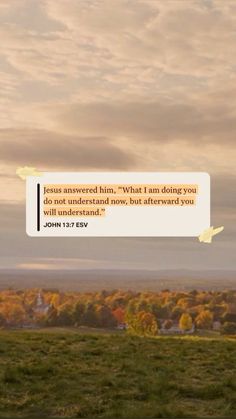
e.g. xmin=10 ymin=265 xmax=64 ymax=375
xmin=0 ymin=0 xmax=235 ymax=272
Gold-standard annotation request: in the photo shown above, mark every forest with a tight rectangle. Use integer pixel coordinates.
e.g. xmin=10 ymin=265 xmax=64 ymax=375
xmin=0 ymin=288 xmax=236 ymax=335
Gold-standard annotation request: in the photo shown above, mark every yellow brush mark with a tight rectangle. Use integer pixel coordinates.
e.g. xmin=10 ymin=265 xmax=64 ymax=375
xmin=198 ymin=226 xmax=224 ymax=243
xmin=16 ymin=166 xmax=42 ymax=180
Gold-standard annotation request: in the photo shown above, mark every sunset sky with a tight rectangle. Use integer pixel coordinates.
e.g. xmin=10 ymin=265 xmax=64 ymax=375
xmin=0 ymin=0 xmax=235 ymax=272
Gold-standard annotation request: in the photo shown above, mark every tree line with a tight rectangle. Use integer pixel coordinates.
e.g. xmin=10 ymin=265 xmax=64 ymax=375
xmin=0 ymin=288 xmax=235 ymax=335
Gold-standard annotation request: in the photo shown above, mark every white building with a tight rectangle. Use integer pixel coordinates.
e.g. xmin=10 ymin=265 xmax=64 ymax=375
xmin=34 ymin=291 xmax=50 ymax=315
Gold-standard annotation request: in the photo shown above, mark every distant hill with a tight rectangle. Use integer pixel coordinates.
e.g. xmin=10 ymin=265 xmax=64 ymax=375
xmin=0 ymin=268 xmax=235 ymax=291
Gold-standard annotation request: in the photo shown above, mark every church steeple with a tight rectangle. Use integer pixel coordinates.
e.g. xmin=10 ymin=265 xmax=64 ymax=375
xmin=36 ymin=291 xmax=43 ymax=306
xmin=34 ymin=291 xmax=50 ymax=315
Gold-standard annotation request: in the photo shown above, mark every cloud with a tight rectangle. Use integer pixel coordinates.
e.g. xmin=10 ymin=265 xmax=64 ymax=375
xmin=211 ymin=175 xmax=236 ymax=211
xmin=0 ymin=128 xmax=135 ymax=170
xmin=1 ymin=0 xmax=236 ymax=139
xmin=0 ymin=203 xmax=25 ymax=231
xmin=0 ymin=70 xmax=19 ymax=97
xmin=0 ymin=199 xmax=235 ymax=272
xmin=1 ymin=0 xmax=236 ymax=95
xmin=39 ymin=100 xmax=236 ymax=146
xmin=44 ymin=0 xmax=236 ymax=79
xmin=0 ymin=0 xmax=236 ymax=272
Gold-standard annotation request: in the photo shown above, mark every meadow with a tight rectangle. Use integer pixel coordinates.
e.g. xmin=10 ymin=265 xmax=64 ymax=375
xmin=0 ymin=330 xmax=235 ymax=418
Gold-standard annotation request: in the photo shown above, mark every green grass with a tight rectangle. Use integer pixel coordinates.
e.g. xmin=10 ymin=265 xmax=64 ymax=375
xmin=0 ymin=330 xmax=235 ymax=418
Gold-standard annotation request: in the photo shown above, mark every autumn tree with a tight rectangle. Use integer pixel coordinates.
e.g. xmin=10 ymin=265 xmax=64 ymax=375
xmin=0 ymin=312 xmax=6 ymax=327
xmin=171 ymin=306 xmax=184 ymax=320
xmin=128 ymin=311 xmax=158 ymax=337
xmin=96 ymin=305 xmax=116 ymax=328
xmin=195 ymin=310 xmax=213 ymax=330
xmin=177 ymin=297 xmax=195 ymax=310
xmin=179 ymin=313 xmax=193 ymax=332
xmin=0 ymin=303 xmax=26 ymax=326
xmin=73 ymin=302 xmax=85 ymax=326
xmin=50 ymin=293 xmax=62 ymax=308
xmin=82 ymin=303 xmax=99 ymax=327
xmin=46 ymin=306 xmax=58 ymax=326
xmin=222 ymin=311 xmax=236 ymax=323
xmin=112 ymin=307 xmax=125 ymax=324
xmin=57 ymin=303 xmax=74 ymax=326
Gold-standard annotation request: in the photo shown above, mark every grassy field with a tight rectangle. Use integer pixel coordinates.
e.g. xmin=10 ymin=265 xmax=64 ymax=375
xmin=0 ymin=330 xmax=235 ymax=418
